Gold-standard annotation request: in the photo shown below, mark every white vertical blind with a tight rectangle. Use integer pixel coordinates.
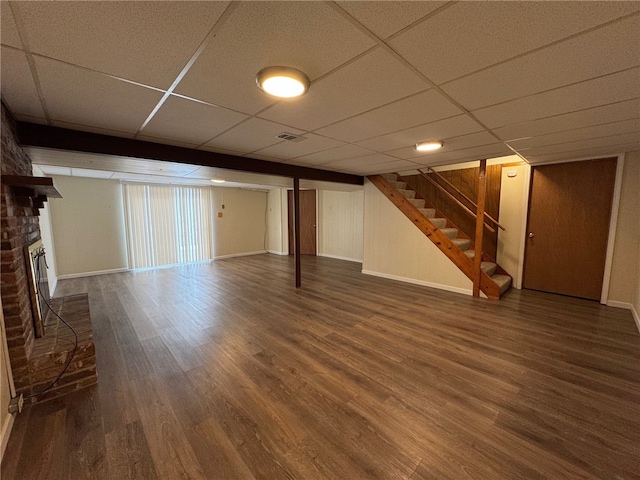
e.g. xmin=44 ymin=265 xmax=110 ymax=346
xmin=124 ymin=184 xmax=212 ymax=269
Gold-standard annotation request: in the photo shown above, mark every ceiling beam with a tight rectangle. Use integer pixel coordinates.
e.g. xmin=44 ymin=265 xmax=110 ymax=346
xmin=16 ymin=122 xmax=364 ymax=186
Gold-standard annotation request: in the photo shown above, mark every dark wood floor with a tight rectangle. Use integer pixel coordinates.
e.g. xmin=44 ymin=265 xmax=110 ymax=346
xmin=3 ymin=254 xmax=640 ymax=479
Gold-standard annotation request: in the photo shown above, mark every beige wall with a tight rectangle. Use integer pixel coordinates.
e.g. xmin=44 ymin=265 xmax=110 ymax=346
xmin=0 ymin=299 xmax=15 ymax=459
xmin=362 ymin=179 xmax=473 ymax=295
xmin=266 ymin=189 xmax=287 ymax=255
xmin=211 ymin=188 xmax=268 ymax=258
xmin=318 ymin=189 xmax=364 ymax=262
xmin=608 ymin=152 xmax=640 ymax=309
xmin=49 ymin=176 xmax=128 ymax=276
xmin=497 ymin=164 xmax=531 ymax=288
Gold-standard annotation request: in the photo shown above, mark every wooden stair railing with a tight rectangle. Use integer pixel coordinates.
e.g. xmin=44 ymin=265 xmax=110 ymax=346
xmin=368 ymin=174 xmax=503 ymax=300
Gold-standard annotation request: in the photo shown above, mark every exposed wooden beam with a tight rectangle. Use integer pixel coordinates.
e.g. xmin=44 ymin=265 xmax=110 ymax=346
xmin=16 ymin=122 xmax=364 ymax=186
xmin=473 ymin=160 xmax=487 ymax=297
xmin=293 ymin=177 xmax=301 ymax=288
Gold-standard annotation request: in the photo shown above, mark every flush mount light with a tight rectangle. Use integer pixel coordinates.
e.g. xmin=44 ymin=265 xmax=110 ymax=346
xmin=256 ymin=66 xmax=310 ymax=99
xmin=415 ymin=141 xmax=443 ymax=152
xmin=211 ymin=178 xmax=226 ymax=184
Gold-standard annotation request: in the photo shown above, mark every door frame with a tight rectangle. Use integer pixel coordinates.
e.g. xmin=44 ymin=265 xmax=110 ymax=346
xmin=517 ymin=153 xmax=625 ymax=304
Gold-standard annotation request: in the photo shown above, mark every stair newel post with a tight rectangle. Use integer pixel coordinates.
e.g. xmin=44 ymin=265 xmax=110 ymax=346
xmin=293 ymin=177 xmax=302 ymax=288
xmin=473 ymin=159 xmax=487 ymax=297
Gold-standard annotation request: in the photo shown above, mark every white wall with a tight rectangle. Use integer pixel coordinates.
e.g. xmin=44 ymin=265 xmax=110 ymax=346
xmin=607 ymin=153 xmax=640 ymax=324
xmin=33 ymin=166 xmax=58 ymax=294
xmin=211 ymin=188 xmax=268 ymax=258
xmin=318 ymin=189 xmax=363 ymax=262
xmin=497 ymin=164 xmax=531 ymax=288
xmin=49 ymin=176 xmax=128 ymax=277
xmin=362 ymin=179 xmax=473 ymax=295
xmin=267 ymin=189 xmax=287 ymax=255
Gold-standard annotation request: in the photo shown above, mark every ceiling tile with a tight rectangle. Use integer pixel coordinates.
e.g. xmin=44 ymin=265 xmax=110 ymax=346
xmin=175 ymin=1 xmax=375 ymax=114
xmin=1 ymin=4 xmax=21 ymax=48
xmin=293 ymin=144 xmax=375 ymax=166
xmin=0 ymin=46 xmax=45 ymax=119
xmin=337 ymin=1 xmax=448 ymax=39
xmin=356 ymin=115 xmax=484 ymax=153
xmin=259 ymin=47 xmax=427 ymax=131
xmin=389 ymin=2 xmax=640 ymax=84
xmin=204 ymin=117 xmax=305 ymax=154
xmin=493 ymin=99 xmax=640 ymax=141
xmin=388 ymin=131 xmax=498 ymax=160
xmin=517 ymin=131 xmax=640 ymax=157
xmin=315 ymin=89 xmax=462 ymax=143
xmin=52 ymin=121 xmax=136 ymax=141
xmin=411 ymin=144 xmax=513 ymax=167
xmin=15 ymin=1 xmax=230 ymax=89
xmin=141 ymin=96 xmax=247 ymax=145
xmin=474 ymin=67 xmax=640 ymax=128
xmin=525 ymin=143 xmax=640 ymax=164
xmin=507 ymin=118 xmax=640 ymax=150
xmin=344 ymin=159 xmax=420 ymax=175
xmin=35 ymin=56 xmax=163 ymax=133
xmin=320 ymin=153 xmax=401 ymax=172
xmin=442 ymin=15 xmax=640 ymax=110
xmin=196 ymin=144 xmax=246 ymax=157
xmin=252 ymin=133 xmax=345 ymax=160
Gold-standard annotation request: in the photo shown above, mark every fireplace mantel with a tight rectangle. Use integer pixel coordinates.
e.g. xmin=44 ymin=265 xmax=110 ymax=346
xmin=2 ymin=174 xmax=62 ymax=208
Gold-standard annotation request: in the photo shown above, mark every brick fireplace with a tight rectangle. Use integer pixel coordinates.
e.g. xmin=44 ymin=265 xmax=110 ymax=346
xmin=1 ymin=102 xmax=97 ymax=403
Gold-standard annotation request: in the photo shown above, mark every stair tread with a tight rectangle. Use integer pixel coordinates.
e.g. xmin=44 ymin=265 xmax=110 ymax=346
xmin=430 ymin=218 xmax=447 ymax=228
xmin=451 ymin=238 xmax=470 ymax=250
xmin=381 ymin=173 xmax=398 ymax=181
xmin=399 ymin=189 xmax=416 ymax=199
xmin=388 ymin=181 xmax=407 ymax=189
xmin=439 ymin=228 xmax=458 ymax=239
xmin=408 ymin=198 xmax=426 ymax=208
xmin=418 ymin=208 xmax=436 ymax=218
xmin=491 ymin=274 xmax=512 ymax=294
xmin=481 ymin=262 xmax=497 ymax=276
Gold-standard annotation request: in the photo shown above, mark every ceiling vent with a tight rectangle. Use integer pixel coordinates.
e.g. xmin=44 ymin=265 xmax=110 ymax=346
xmin=276 ymin=132 xmax=307 ymax=143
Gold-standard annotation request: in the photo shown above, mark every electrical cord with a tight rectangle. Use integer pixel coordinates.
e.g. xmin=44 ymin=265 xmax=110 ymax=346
xmin=22 ymin=248 xmax=78 ymax=400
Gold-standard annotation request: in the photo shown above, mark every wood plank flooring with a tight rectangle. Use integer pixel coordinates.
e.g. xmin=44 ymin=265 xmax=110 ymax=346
xmin=3 ymin=254 xmax=640 ymax=479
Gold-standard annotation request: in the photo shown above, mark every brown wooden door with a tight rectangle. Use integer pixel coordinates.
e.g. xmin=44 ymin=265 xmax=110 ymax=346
xmin=523 ymin=158 xmax=617 ymax=300
xmin=287 ymin=190 xmax=316 ymax=255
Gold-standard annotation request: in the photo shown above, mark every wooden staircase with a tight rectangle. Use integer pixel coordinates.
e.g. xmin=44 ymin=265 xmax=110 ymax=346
xmin=369 ymin=173 xmax=512 ymax=300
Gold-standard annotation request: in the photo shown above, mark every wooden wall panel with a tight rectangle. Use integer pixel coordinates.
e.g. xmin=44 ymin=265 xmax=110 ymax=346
xmin=403 ymin=165 xmax=502 ymax=259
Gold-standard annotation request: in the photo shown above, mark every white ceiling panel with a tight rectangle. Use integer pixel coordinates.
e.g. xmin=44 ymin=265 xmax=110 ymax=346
xmin=51 ymin=120 xmax=136 ymax=140
xmin=0 ymin=3 xmax=21 ymax=48
xmin=412 ymin=144 xmax=514 ymax=167
xmin=204 ymin=118 xmax=305 ymax=154
xmin=175 ymin=1 xmax=375 ymax=114
xmin=15 ymin=1 xmax=229 ymax=89
xmin=35 ymin=56 xmax=163 ymax=134
xmin=259 ymin=47 xmax=426 ymax=131
xmin=388 ymin=131 xmax=498 ymax=160
xmin=196 ymin=144 xmax=246 ymax=157
xmin=0 ymin=47 xmax=45 ymax=119
xmin=141 ymin=96 xmax=248 ymax=146
xmin=315 ymin=89 xmax=462 ymax=143
xmin=136 ymin=135 xmax=199 ymax=149
xmin=519 ymin=132 xmax=640 ymax=157
xmin=293 ymin=144 xmax=375 ymax=167
xmin=356 ymin=115 xmax=484 ymax=153
xmin=345 ymin=159 xmax=420 ymax=176
xmin=493 ymin=99 xmax=640 ymax=142
xmin=389 ymin=2 xmax=640 ymax=85
xmin=507 ymin=118 xmax=640 ymax=150
xmin=526 ymin=144 xmax=640 ymax=164
xmin=474 ymin=67 xmax=640 ymax=128
xmin=337 ymin=1 xmax=448 ymax=39
xmin=252 ymin=133 xmax=345 ymax=160
xmin=442 ymin=15 xmax=640 ymax=110
xmin=320 ymin=153 xmax=404 ymax=172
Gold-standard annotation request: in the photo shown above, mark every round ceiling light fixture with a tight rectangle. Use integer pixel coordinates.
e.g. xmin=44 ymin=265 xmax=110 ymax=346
xmin=415 ymin=141 xmax=443 ymax=152
xmin=256 ymin=66 xmax=310 ymax=99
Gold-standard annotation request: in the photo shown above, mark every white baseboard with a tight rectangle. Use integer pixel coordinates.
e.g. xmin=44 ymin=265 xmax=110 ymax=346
xmin=0 ymin=412 xmax=15 ymax=461
xmin=214 ymin=250 xmax=268 ymax=260
xmin=607 ymin=300 xmax=640 ymax=334
xmin=267 ymin=250 xmax=288 ymax=256
xmin=319 ymin=253 xmax=363 ymax=264
xmin=57 ymin=268 xmax=130 ymax=280
xmin=361 ymin=269 xmax=472 ymax=296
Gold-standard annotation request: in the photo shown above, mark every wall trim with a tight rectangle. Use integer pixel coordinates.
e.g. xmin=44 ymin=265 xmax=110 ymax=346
xmin=213 ymin=250 xmax=268 ymax=260
xmin=361 ymin=269 xmax=472 ymax=296
xmin=319 ymin=253 xmax=362 ymax=263
xmin=600 ymin=154 xmax=625 ymax=304
xmin=607 ymin=300 xmax=640 ymax=333
xmin=267 ymin=250 xmax=288 ymax=256
xmin=57 ymin=268 xmax=129 ymax=280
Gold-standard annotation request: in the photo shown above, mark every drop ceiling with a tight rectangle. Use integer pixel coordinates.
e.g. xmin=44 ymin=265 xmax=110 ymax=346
xmin=2 ymin=1 xmax=639 ymax=185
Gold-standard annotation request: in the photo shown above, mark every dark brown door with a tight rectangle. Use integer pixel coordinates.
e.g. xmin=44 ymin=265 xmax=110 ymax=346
xmin=523 ymin=158 xmax=617 ymax=300
xmin=287 ymin=190 xmax=316 ymax=255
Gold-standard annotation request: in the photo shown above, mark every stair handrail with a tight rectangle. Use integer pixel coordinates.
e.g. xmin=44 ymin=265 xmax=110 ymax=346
xmin=415 ymin=170 xmax=497 ymax=234
xmin=421 ymin=168 xmax=506 ymax=231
